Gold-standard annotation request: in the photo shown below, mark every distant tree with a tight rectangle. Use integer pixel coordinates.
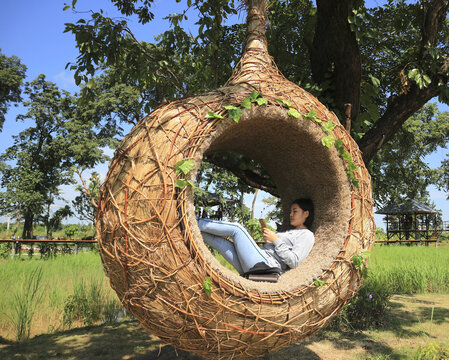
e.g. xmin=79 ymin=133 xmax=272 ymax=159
xmin=437 ymin=158 xmax=449 ymax=199
xmin=37 ymin=204 xmax=73 ymax=238
xmin=0 ymin=75 xmax=109 ymax=239
xmin=0 ymin=50 xmax=27 ymax=131
xmin=369 ymin=103 xmax=449 ymax=206
xmin=72 ymin=171 xmax=101 ymax=226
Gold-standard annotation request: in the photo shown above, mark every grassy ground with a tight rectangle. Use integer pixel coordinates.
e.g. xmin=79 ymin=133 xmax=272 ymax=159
xmin=1 ymin=245 xmax=449 ymax=358
xmin=0 ymin=293 xmax=448 ymax=359
xmin=0 ymin=252 xmax=120 ymax=340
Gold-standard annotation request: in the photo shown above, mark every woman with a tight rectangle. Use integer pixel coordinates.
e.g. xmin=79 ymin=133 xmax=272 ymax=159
xmin=197 ymin=198 xmax=315 ymax=275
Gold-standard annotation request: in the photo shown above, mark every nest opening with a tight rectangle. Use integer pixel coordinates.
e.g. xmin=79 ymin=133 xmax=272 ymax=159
xmin=188 ymin=106 xmax=352 ymax=291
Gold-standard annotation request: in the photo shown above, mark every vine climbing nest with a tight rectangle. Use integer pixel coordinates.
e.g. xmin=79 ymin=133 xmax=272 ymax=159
xmin=97 ymin=0 xmax=375 ymax=358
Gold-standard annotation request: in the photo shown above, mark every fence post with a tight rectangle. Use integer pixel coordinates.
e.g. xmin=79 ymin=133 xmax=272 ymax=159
xmin=75 ymin=241 xmax=79 ymax=255
xmin=11 ymin=240 xmax=17 ymax=258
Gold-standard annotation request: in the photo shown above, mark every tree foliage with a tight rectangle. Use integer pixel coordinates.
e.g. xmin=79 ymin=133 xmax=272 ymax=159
xmin=0 ymin=50 xmax=27 ymax=131
xmin=0 ymin=75 xmax=109 ymax=238
xmin=63 ymin=0 xmax=449 ymax=202
xmin=369 ymin=103 xmax=449 ymax=206
xmin=72 ymin=171 xmax=101 ymax=225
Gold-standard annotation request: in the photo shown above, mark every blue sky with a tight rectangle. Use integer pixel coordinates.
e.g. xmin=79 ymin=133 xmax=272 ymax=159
xmin=0 ymin=0 xmax=448 ymax=227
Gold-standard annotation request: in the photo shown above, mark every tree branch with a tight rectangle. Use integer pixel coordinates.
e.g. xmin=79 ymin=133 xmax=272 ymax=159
xmin=205 ymin=154 xmax=278 ymax=197
xmin=75 ymin=169 xmax=98 ymax=209
xmin=420 ymin=0 xmax=449 ymax=54
xmin=359 ymin=58 xmax=448 ymax=164
xmin=359 ymin=1 xmax=449 ymax=164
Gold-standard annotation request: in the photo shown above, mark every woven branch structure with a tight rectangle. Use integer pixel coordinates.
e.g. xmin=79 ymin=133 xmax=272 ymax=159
xmin=97 ymin=0 xmax=375 ymax=358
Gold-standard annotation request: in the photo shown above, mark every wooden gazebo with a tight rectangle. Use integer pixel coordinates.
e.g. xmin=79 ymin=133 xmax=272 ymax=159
xmin=376 ymin=198 xmax=443 ymax=245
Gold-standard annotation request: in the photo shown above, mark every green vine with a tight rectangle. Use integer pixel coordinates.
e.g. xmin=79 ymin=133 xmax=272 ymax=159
xmin=174 ymin=159 xmax=195 ymax=189
xmin=276 ymin=100 xmax=359 ymax=188
xmin=203 ymin=276 xmax=212 ymax=296
xmin=352 ymin=250 xmax=370 ymax=278
xmin=313 ymin=279 xmax=327 ymax=287
xmin=205 ymin=92 xmax=360 ymax=188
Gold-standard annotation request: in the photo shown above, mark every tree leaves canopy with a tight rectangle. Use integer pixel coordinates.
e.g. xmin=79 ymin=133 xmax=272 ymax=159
xmin=62 ymin=0 xmax=449 ymax=205
xmin=0 ymin=50 xmax=27 ymax=131
xmin=0 ymin=75 xmax=110 ymax=237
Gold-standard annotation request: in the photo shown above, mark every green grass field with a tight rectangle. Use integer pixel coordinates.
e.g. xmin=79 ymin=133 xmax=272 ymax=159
xmin=368 ymin=245 xmax=449 ymax=294
xmin=0 ymin=252 xmax=119 ymax=340
xmin=0 ymin=244 xmax=448 ymax=343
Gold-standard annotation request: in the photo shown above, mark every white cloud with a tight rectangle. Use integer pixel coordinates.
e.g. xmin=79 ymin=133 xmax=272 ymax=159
xmin=53 ymin=70 xmax=76 ymax=89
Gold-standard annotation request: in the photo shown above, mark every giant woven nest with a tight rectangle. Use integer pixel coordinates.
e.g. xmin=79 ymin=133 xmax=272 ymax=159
xmin=97 ymin=1 xmax=375 ymax=358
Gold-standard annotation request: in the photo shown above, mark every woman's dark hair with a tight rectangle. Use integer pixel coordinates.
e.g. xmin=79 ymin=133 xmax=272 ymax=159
xmin=292 ymin=198 xmax=314 ymax=228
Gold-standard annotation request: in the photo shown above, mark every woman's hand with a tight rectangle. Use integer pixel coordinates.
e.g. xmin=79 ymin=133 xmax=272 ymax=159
xmin=263 ymin=228 xmax=278 ymax=243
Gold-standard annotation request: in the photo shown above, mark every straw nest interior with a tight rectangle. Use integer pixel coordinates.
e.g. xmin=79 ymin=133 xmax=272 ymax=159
xmin=188 ymin=104 xmax=352 ymax=291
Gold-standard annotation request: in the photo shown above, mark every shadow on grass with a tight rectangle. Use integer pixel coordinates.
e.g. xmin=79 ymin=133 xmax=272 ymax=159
xmin=1 ymin=321 xmax=161 ymax=360
xmin=0 ymin=320 xmax=399 ymax=360
xmin=2 ymin=294 xmax=448 ymax=360
xmin=0 ymin=320 xmax=327 ymax=360
xmin=380 ymin=295 xmax=449 ymax=338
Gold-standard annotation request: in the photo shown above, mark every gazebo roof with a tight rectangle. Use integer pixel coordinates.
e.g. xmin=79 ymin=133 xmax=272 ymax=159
xmin=376 ymin=199 xmax=438 ymax=215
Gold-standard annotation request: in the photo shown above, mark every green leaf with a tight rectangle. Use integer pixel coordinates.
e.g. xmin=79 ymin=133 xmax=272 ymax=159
xmin=322 ymin=120 xmax=336 ymax=132
xmin=334 ymin=139 xmax=344 ymax=153
xmin=175 ymin=159 xmax=195 ymax=175
xmin=256 ymin=97 xmax=268 ymax=106
xmin=87 ymin=78 xmax=95 ymax=89
xmin=288 ymin=108 xmax=301 ymax=118
xmin=275 ymin=98 xmax=291 ymax=107
xmin=174 ymin=179 xmax=187 ymax=188
xmin=241 ymin=97 xmax=252 ymax=109
xmin=352 ymin=253 xmax=366 ymax=272
xmin=187 ymin=180 xmax=195 ymax=188
xmin=313 ymin=279 xmax=327 ymax=287
xmin=304 ymin=109 xmax=319 ymax=122
xmin=224 ymin=105 xmax=243 ymax=123
xmin=321 ymin=135 xmax=335 ymax=148
xmin=369 ymin=74 xmax=380 ymax=88
xmin=408 ymin=68 xmax=419 ymax=81
xmin=352 ymin=177 xmax=359 ymax=188
xmin=249 ymin=91 xmax=260 ymax=102
xmin=206 ymin=111 xmax=223 ymax=119
xmin=63 ymin=4 xmax=71 ymax=11
xmin=347 ymin=161 xmax=357 ymax=171
xmin=341 ymin=151 xmax=352 ymax=161
xmin=203 ymin=276 xmax=212 ymax=296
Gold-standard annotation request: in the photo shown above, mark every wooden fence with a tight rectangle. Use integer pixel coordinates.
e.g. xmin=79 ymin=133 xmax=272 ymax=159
xmin=0 ymin=238 xmax=97 ymax=256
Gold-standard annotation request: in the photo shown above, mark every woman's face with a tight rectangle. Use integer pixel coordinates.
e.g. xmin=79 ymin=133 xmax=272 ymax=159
xmin=289 ymin=203 xmax=309 ymax=229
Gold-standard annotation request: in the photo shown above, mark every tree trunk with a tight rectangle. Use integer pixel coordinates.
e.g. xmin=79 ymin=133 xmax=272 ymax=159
xmin=22 ymin=211 xmax=34 ymax=239
xmin=309 ymin=0 xmax=361 ymax=123
xmin=251 ymin=189 xmax=259 ymax=219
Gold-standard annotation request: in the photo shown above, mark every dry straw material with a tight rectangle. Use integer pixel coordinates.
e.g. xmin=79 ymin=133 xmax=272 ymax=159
xmin=96 ymin=0 xmax=375 ymax=358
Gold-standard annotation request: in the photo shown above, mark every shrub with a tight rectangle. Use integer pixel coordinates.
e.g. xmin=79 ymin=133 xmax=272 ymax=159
xmin=415 ymin=342 xmax=449 ymax=360
xmin=63 ymin=279 xmax=103 ymax=327
xmin=63 ymin=225 xmax=79 ymax=239
xmin=329 ymin=275 xmax=392 ymax=331
xmin=103 ymin=298 xmax=123 ymax=324
xmin=0 ymin=242 xmax=11 ymax=258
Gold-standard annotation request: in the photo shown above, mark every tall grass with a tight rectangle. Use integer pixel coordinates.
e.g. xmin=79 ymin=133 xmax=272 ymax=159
xmin=330 ymin=245 xmax=449 ymax=330
xmin=0 ymin=252 xmax=120 ymax=340
xmin=8 ymin=267 xmax=44 ymax=341
xmin=1 ymin=245 xmax=448 ymax=340
xmin=368 ymin=245 xmax=449 ymax=294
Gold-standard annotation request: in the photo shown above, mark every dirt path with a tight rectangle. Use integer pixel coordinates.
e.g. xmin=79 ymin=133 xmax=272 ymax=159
xmin=1 ymin=294 xmax=448 ymax=360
